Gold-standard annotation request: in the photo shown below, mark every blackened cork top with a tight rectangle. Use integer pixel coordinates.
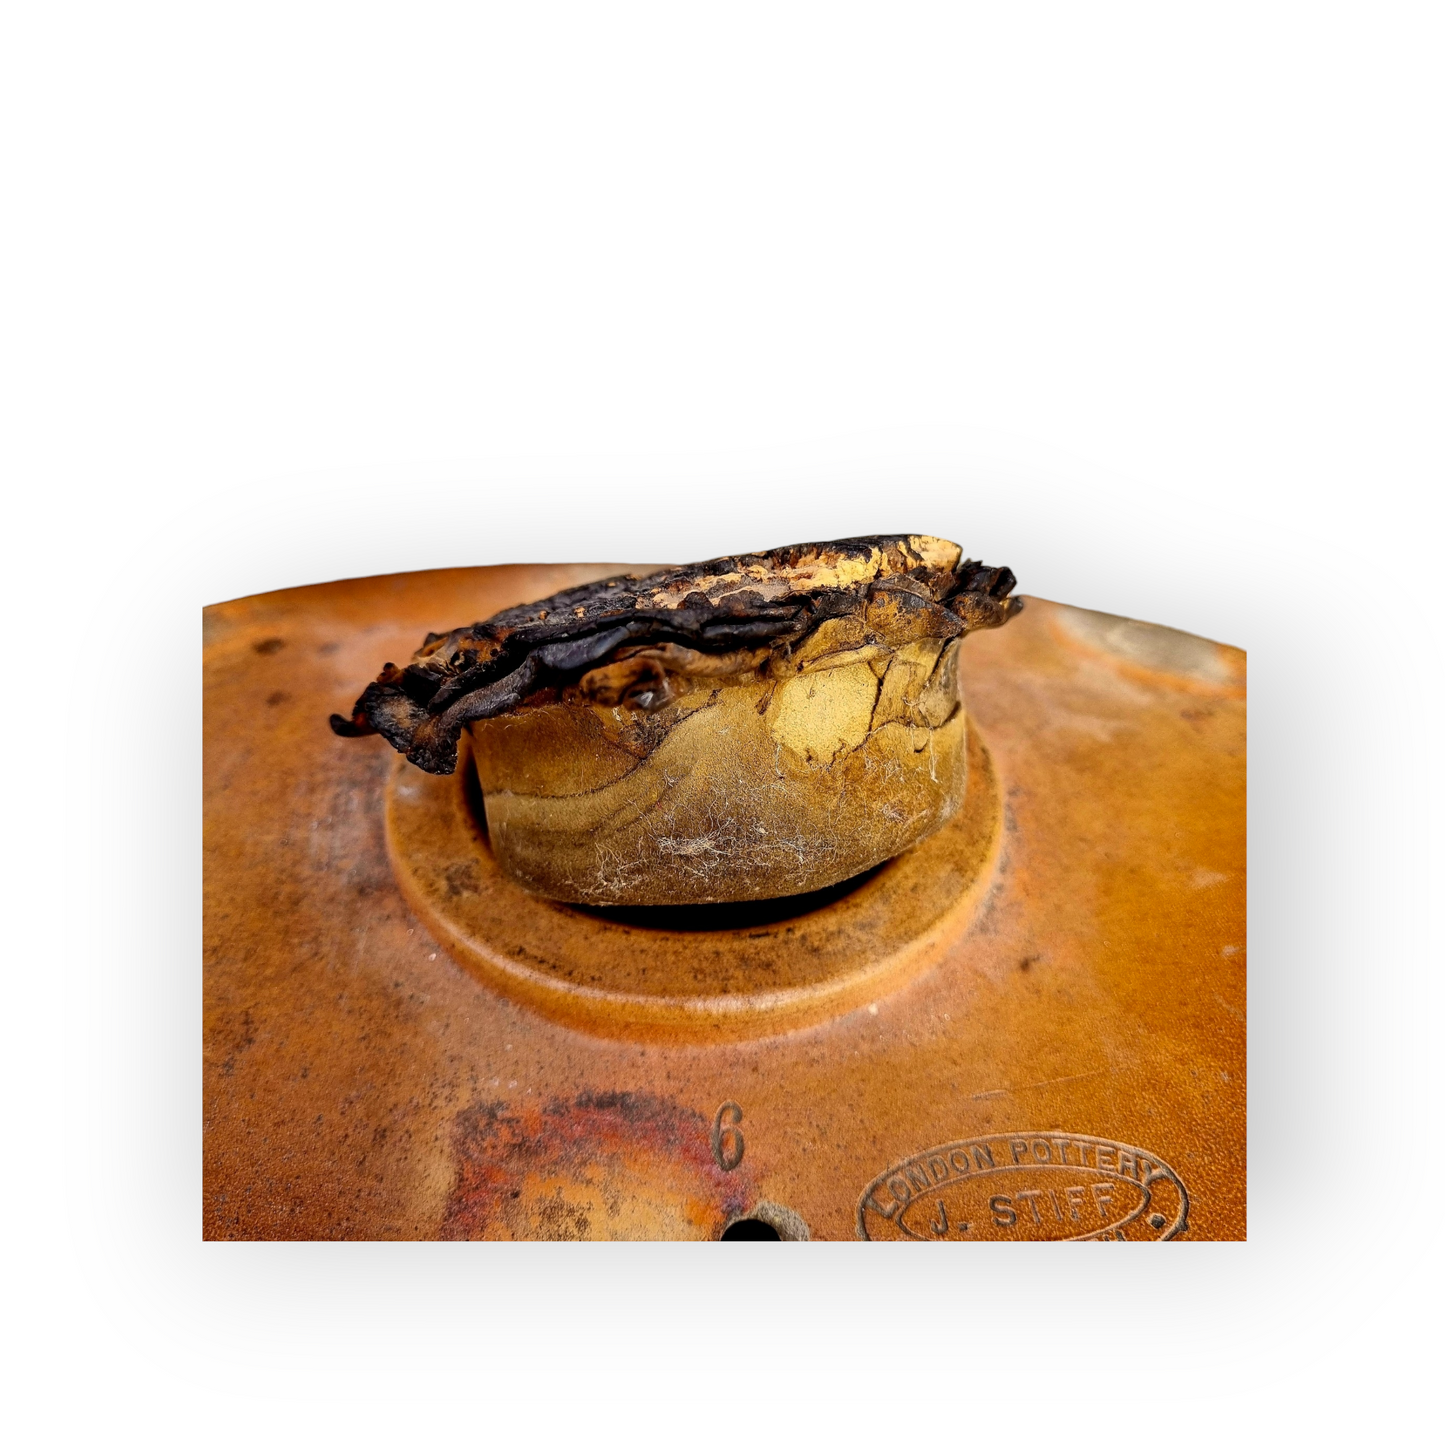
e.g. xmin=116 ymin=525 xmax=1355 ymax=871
xmin=331 ymin=534 xmax=1020 ymax=774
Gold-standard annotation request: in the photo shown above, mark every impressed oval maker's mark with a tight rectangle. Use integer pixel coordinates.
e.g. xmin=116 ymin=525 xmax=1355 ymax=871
xmin=857 ymin=1132 xmax=1189 ymax=1241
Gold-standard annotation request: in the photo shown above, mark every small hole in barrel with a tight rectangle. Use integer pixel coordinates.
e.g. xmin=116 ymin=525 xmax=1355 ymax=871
xmin=721 ymin=1217 xmax=781 ymax=1241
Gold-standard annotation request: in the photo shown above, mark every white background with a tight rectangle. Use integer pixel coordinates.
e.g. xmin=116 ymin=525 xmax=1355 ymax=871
xmin=3 ymin=3 xmax=1441 ymax=1438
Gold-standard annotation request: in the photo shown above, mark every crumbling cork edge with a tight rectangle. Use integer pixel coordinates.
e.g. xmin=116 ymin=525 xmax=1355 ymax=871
xmin=330 ymin=534 xmax=1021 ymax=775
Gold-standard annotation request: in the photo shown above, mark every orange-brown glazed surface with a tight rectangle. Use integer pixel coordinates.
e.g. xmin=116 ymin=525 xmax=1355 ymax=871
xmin=204 ymin=565 xmax=1245 ymax=1240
